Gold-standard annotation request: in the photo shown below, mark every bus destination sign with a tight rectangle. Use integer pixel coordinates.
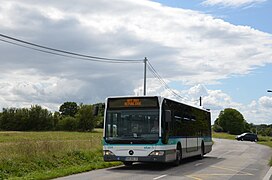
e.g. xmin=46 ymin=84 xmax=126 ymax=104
xmin=124 ymin=99 xmax=141 ymax=107
xmin=108 ymin=97 xmax=159 ymax=109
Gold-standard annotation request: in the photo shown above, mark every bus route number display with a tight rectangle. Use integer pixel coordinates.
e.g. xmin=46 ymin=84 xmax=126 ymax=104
xmin=124 ymin=99 xmax=141 ymax=107
xmin=108 ymin=97 xmax=159 ymax=109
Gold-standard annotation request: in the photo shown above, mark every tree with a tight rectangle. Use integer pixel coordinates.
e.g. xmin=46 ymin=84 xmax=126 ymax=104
xmin=0 ymin=112 xmax=2 ymax=130
xmin=265 ymin=127 xmax=272 ymax=136
xmin=212 ymin=124 xmax=223 ymax=132
xmin=14 ymin=108 xmax=29 ymax=131
xmin=0 ymin=106 xmax=53 ymax=131
xmin=52 ymin=112 xmax=61 ymax=130
xmin=93 ymin=103 xmax=105 ymax=128
xmin=0 ymin=108 xmax=16 ymax=130
xmin=29 ymin=105 xmax=53 ymax=131
xmin=217 ymin=108 xmax=246 ymax=135
xmin=76 ymin=104 xmax=96 ymax=131
xmin=59 ymin=102 xmax=78 ymax=117
xmin=57 ymin=116 xmax=78 ymax=131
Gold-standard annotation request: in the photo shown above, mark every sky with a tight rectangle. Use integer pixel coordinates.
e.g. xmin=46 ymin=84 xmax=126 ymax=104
xmin=0 ymin=0 xmax=272 ymax=124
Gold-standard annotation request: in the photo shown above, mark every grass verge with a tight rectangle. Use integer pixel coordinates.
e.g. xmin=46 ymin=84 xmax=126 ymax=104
xmin=0 ymin=130 xmax=121 ymax=179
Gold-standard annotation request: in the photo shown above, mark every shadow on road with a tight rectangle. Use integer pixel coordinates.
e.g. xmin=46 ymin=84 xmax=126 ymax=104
xmin=107 ymin=156 xmax=224 ymax=176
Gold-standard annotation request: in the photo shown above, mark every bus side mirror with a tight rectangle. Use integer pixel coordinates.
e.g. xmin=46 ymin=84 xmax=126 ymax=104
xmin=165 ymin=110 xmax=171 ymax=122
xmin=93 ymin=105 xmax=99 ymax=116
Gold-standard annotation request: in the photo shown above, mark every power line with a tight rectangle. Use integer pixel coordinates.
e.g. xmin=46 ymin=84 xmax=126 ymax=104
xmin=0 ymin=33 xmax=143 ymax=63
xmin=0 ymin=38 xmax=143 ymax=64
xmin=1 ymin=33 xmax=184 ymax=98
xmin=147 ymin=60 xmax=185 ymax=100
xmin=148 ymin=66 xmax=184 ymax=100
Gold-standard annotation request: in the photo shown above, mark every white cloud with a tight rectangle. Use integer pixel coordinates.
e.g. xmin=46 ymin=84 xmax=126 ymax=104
xmin=188 ymin=84 xmax=209 ymax=98
xmin=0 ymin=0 xmax=271 ymax=125
xmin=202 ymin=0 xmax=267 ymax=8
xmin=240 ymin=96 xmax=272 ymax=124
xmin=41 ymin=7 xmax=65 ymax=21
xmin=258 ymin=96 xmax=272 ymax=108
xmin=139 ymin=83 xmax=271 ymax=124
xmin=0 ymin=70 xmax=86 ymax=111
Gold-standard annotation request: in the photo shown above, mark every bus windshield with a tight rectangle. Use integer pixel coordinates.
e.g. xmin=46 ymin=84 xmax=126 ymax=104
xmin=105 ymin=110 xmax=159 ymax=144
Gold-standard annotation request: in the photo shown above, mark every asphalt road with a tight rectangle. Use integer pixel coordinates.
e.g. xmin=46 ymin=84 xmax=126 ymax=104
xmin=55 ymin=138 xmax=272 ymax=180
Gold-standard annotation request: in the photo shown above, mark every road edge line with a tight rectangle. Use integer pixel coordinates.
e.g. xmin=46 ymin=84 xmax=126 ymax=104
xmin=263 ymin=167 xmax=272 ymax=180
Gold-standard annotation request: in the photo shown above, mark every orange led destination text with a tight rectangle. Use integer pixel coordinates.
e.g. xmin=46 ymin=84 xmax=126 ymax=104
xmin=124 ymin=99 xmax=142 ymax=107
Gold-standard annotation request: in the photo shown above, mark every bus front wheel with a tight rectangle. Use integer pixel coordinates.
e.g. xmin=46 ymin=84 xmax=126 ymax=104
xmin=174 ymin=144 xmax=182 ymax=166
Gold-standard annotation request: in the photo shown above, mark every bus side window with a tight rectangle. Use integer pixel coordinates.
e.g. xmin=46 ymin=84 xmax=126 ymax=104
xmin=107 ymin=113 xmax=118 ymax=137
xmin=165 ymin=110 xmax=172 ymax=132
xmin=162 ymin=110 xmax=171 ymax=144
xmin=108 ymin=124 xmax=117 ymax=137
xmin=165 ymin=110 xmax=171 ymax=122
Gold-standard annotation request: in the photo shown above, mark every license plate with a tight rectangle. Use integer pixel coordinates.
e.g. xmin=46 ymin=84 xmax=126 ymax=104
xmin=125 ymin=157 xmax=138 ymax=161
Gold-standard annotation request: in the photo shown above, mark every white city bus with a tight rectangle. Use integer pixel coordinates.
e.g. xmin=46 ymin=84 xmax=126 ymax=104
xmin=103 ymin=96 xmax=212 ymax=166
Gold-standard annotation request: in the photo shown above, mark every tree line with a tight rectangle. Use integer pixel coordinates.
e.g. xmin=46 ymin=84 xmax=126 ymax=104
xmin=1 ymin=103 xmax=271 ymax=136
xmin=0 ymin=102 xmax=104 ymax=132
xmin=213 ymin=108 xmax=272 ymax=136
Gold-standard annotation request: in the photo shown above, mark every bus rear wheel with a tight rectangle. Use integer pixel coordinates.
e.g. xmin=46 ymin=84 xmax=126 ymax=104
xmin=198 ymin=143 xmax=204 ymax=159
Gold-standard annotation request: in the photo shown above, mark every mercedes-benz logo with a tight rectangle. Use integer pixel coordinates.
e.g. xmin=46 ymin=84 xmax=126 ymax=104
xmin=129 ymin=150 xmax=134 ymax=155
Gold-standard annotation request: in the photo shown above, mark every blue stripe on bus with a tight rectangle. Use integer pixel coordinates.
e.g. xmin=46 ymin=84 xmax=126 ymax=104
xmin=103 ymin=137 xmax=212 ymax=146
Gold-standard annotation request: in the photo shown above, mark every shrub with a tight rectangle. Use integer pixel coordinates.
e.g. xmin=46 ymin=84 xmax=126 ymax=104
xmin=57 ymin=116 xmax=78 ymax=131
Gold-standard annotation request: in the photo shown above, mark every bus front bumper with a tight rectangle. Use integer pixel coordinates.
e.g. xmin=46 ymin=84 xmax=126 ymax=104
xmin=103 ymin=150 xmax=175 ymax=163
xmin=104 ymin=155 xmax=166 ymax=162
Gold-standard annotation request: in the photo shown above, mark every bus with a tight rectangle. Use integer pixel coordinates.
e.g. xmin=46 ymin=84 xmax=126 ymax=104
xmin=103 ymin=96 xmax=212 ymax=166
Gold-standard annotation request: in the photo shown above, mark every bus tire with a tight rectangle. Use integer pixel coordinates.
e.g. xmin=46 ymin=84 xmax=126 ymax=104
xmin=123 ymin=162 xmax=133 ymax=166
xmin=198 ymin=142 xmax=204 ymax=159
xmin=174 ymin=144 xmax=182 ymax=166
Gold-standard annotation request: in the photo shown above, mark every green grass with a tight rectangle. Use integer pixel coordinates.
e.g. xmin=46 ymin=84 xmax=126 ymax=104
xmin=212 ymin=131 xmax=272 ymax=166
xmin=212 ymin=132 xmax=236 ymax=140
xmin=0 ymin=130 xmax=121 ymax=179
xmin=3 ymin=130 xmax=271 ymax=179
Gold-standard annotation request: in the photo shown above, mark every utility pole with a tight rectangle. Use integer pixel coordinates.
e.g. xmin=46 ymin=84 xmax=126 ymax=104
xmin=143 ymin=57 xmax=147 ymax=96
xmin=199 ymin=96 xmax=202 ymax=106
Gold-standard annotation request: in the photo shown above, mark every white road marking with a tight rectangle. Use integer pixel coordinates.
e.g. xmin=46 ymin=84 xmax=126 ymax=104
xmin=217 ymin=150 xmax=232 ymax=159
xmin=195 ymin=163 xmax=203 ymax=166
xmin=153 ymin=174 xmax=167 ymax=180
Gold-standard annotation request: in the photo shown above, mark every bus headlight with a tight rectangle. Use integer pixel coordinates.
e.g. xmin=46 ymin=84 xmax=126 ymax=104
xmin=104 ymin=150 xmax=115 ymax=156
xmin=149 ymin=151 xmax=164 ymax=156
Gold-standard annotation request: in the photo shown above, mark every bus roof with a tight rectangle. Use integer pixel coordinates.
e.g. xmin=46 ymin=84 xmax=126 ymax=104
xmin=105 ymin=95 xmax=210 ymax=112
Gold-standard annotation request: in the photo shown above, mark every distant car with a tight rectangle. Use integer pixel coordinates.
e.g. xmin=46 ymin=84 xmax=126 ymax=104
xmin=235 ymin=133 xmax=258 ymax=142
